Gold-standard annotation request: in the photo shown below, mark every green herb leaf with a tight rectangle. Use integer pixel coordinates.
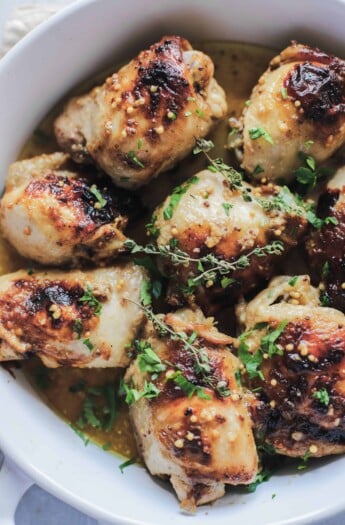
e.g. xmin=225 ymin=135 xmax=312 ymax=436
xmin=119 ymin=457 xmax=137 ymax=473
xmin=280 ymin=87 xmax=288 ymax=100
xmin=321 ymin=261 xmax=330 ymax=279
xmin=128 ymin=150 xmax=145 ymax=168
xmin=260 ymin=320 xmax=288 ymax=358
xmin=288 ymin=276 xmax=298 ymax=287
xmin=163 ymin=176 xmax=199 ymax=220
xmin=140 ymin=279 xmax=152 ymax=306
xmin=119 ymin=379 xmax=160 ymax=405
xmin=70 ymin=424 xmax=89 ymax=446
xmin=247 ymin=469 xmax=272 ymax=492
xmin=167 ymin=370 xmax=211 ymax=400
xmin=222 ymin=202 xmax=233 ymax=216
xmin=253 ymin=164 xmax=265 ymax=177
xmin=136 ymin=340 xmax=166 ymax=374
xmin=83 ymin=338 xmax=94 ymax=352
xmin=313 ymin=387 xmax=330 ymax=406
xmin=249 ymin=127 xmax=274 ymax=145
xmin=79 ymin=285 xmax=102 ymax=316
xmin=297 ymin=450 xmax=311 ymax=470
xmin=90 ymin=184 xmax=107 ymax=208
xmin=145 ymin=214 xmax=160 ymax=237
xmin=73 ymin=319 xmax=83 ymax=339
xmin=221 ymin=276 xmax=236 ymax=288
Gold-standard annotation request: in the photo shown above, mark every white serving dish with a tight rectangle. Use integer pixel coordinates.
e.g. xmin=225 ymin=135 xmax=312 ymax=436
xmin=0 ymin=0 xmax=345 ymax=523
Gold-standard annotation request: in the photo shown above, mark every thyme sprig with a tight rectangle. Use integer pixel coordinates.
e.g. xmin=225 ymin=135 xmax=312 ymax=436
xmin=193 ymin=138 xmax=243 ymax=190
xmin=124 ymin=239 xmax=284 ymax=291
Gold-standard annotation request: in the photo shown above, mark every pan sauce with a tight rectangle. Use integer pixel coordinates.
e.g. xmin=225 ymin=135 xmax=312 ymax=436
xmin=1 ymin=42 xmax=275 ymax=459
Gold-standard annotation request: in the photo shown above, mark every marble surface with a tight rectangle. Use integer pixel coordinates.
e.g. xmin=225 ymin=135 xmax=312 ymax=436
xmin=0 ymin=1 xmax=345 ymax=524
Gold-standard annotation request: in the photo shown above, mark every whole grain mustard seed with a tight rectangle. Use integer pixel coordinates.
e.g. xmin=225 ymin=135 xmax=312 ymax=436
xmin=174 ymin=439 xmax=184 ymax=449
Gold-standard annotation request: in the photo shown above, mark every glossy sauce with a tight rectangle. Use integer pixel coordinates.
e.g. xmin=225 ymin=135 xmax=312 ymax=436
xmin=1 ymin=42 xmax=274 ymax=459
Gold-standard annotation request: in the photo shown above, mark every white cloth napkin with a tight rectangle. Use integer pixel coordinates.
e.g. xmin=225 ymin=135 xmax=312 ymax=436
xmin=1 ymin=2 xmax=68 ymax=56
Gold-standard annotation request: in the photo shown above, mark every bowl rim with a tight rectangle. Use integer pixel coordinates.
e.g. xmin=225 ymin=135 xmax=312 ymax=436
xmin=1 ymin=0 xmax=345 ymax=523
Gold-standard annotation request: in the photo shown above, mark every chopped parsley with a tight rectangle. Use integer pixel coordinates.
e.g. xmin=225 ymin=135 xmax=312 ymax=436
xmin=167 ymin=370 xmax=211 ymax=400
xmin=119 ymin=457 xmax=137 ymax=473
xmin=70 ymin=424 xmax=89 ymax=446
xmin=249 ymin=127 xmax=274 ymax=145
xmin=321 ymin=261 xmax=330 ymax=279
xmin=83 ymin=338 xmax=94 ymax=352
xmin=222 ymin=202 xmax=233 ymax=216
xmin=127 ymin=150 xmax=145 ymax=169
xmin=195 ymin=108 xmax=205 ymax=118
xmin=136 ymin=340 xmax=166 ymax=374
xmin=140 ymin=279 xmax=152 ymax=306
xmin=313 ymin=388 xmax=330 ymax=406
xmin=280 ymin=87 xmax=288 ymax=100
xmin=288 ymin=276 xmax=298 ymax=287
xmin=221 ymin=276 xmax=236 ymax=289
xmin=238 ymin=321 xmax=287 ymax=380
xmin=247 ymin=468 xmax=272 ymax=492
xmin=73 ymin=319 xmax=83 ymax=339
xmin=294 ymin=152 xmax=333 ymax=188
xmin=297 ymin=450 xmax=311 ymax=470
xmin=253 ymin=164 xmax=265 ymax=177
xmin=90 ymin=184 xmax=107 ymax=208
xmin=137 ymin=138 xmax=143 ymax=150
xmin=79 ymin=285 xmax=102 ymax=316
xmin=163 ymin=176 xmax=199 ymax=220
xmin=145 ymin=214 xmax=160 ymax=237
xmin=119 ymin=379 xmax=160 ymax=405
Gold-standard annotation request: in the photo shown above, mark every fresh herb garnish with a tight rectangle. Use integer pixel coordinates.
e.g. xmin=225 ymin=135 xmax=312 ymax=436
xmin=83 ymin=338 xmax=94 ymax=352
xmin=297 ymin=450 xmax=311 ymax=470
xmin=90 ymin=184 xmax=107 ymax=208
xmin=167 ymin=370 xmax=211 ymax=400
xmin=79 ymin=285 xmax=102 ymax=315
xmin=70 ymin=424 xmax=89 ymax=446
xmin=222 ymin=203 xmax=233 ymax=216
xmin=249 ymin=127 xmax=274 ymax=145
xmin=280 ymin=87 xmax=288 ymax=100
xmin=145 ymin=214 xmax=160 ymax=237
xmin=253 ymin=164 xmax=265 ymax=177
xmin=73 ymin=319 xmax=83 ymax=339
xmin=119 ymin=379 xmax=160 ymax=405
xmin=321 ymin=261 xmax=330 ymax=279
xmin=140 ymin=279 xmax=152 ymax=306
xmin=288 ymin=276 xmax=298 ymax=287
xmin=313 ymin=388 xmax=330 ymax=406
xmin=119 ymin=457 xmax=137 ymax=473
xmin=124 ymin=239 xmax=284 ymax=294
xmin=294 ymin=152 xmax=333 ymax=188
xmin=163 ymin=176 xmax=199 ymax=220
xmin=127 ymin=150 xmax=145 ymax=168
xmin=247 ymin=469 xmax=272 ymax=492
xmin=136 ymin=340 xmax=166 ymax=374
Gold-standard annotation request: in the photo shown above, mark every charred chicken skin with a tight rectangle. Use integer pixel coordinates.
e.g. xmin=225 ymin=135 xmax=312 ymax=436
xmin=306 ymin=165 xmax=345 ymax=312
xmin=124 ymin=308 xmax=258 ymax=510
xmin=0 ymin=153 xmax=138 ymax=266
xmin=55 ymin=36 xmax=227 ymax=189
xmin=0 ymin=264 xmax=145 ymax=368
xmin=232 ymin=42 xmax=345 ymax=183
xmin=236 ymin=275 xmax=345 ymax=457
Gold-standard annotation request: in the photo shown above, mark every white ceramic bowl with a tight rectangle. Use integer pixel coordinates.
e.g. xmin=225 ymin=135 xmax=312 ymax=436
xmin=1 ymin=0 xmax=345 ymax=523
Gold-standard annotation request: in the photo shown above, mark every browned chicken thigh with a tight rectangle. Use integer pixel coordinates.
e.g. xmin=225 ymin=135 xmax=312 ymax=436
xmin=124 ymin=308 xmax=258 ymax=510
xmin=236 ymin=275 xmax=345 ymax=457
xmin=306 ymin=165 xmax=345 ymax=312
xmin=0 ymin=264 xmax=145 ymax=368
xmin=148 ymin=169 xmax=307 ymax=308
xmin=0 ymin=153 xmax=137 ymax=266
xmin=230 ymin=42 xmax=345 ymax=183
xmin=55 ymin=36 xmax=227 ymax=189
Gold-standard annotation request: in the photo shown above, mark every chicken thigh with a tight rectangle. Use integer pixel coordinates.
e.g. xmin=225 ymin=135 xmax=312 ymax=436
xmin=236 ymin=275 xmax=345 ymax=457
xmin=54 ymin=36 xmax=227 ymax=189
xmin=124 ymin=308 xmax=258 ymax=510
xmin=231 ymin=42 xmax=345 ymax=182
xmin=150 ymin=169 xmax=307 ymax=308
xmin=306 ymin=165 xmax=345 ymax=312
xmin=0 ymin=153 xmax=138 ymax=266
xmin=0 ymin=263 xmax=145 ymax=368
